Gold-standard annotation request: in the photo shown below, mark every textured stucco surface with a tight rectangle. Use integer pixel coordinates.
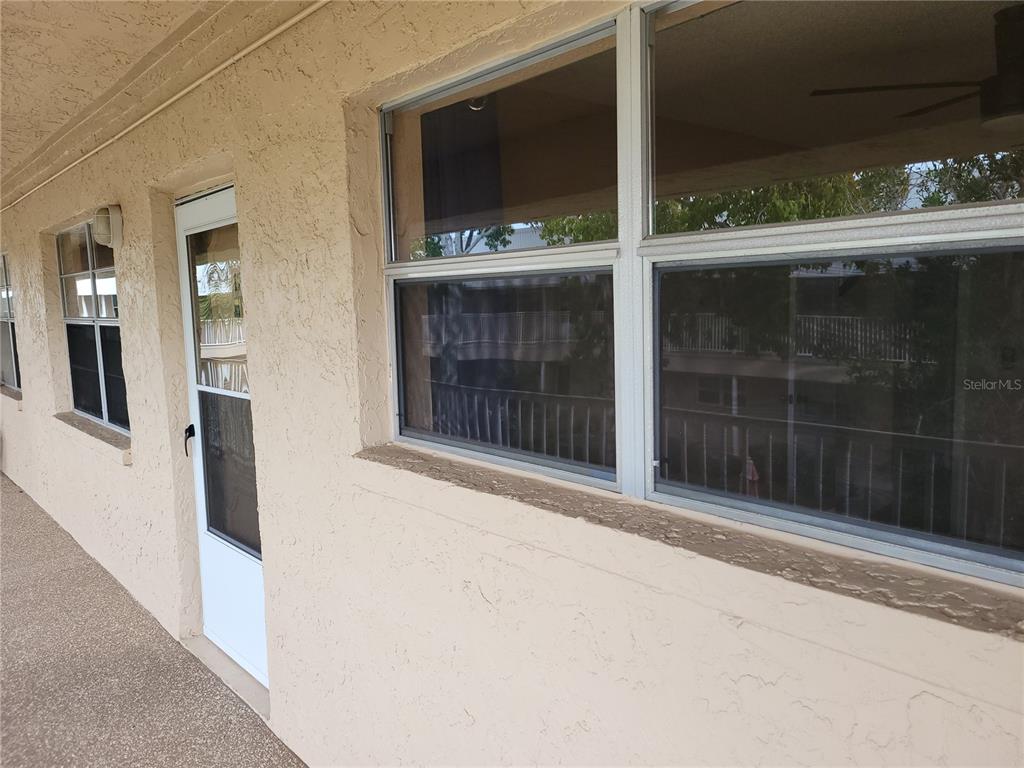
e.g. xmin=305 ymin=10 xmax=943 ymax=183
xmin=0 ymin=1 xmax=202 ymax=179
xmin=1 ymin=2 xmax=1022 ymax=765
xmin=0 ymin=474 xmax=304 ymax=768
xmin=360 ymin=443 xmax=1024 ymax=640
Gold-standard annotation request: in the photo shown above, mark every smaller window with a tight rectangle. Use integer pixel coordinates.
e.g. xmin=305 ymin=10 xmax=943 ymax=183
xmin=396 ymin=271 xmax=616 ymax=478
xmin=0 ymin=254 xmax=21 ymax=389
xmin=385 ymin=30 xmax=618 ymax=261
xmin=57 ymin=223 xmax=129 ymax=431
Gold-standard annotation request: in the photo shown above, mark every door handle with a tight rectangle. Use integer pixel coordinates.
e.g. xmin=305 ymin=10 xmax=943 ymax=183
xmin=184 ymin=423 xmax=195 ymax=456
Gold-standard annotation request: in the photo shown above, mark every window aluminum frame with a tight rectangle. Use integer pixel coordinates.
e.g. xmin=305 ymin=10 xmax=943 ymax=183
xmin=57 ymin=223 xmax=128 ymax=435
xmin=380 ymin=3 xmax=1024 ymax=587
xmin=0 ymin=253 xmax=20 ymax=390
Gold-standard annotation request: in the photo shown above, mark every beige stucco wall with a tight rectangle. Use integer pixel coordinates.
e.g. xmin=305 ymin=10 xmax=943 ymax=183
xmin=1 ymin=2 xmax=1021 ymax=765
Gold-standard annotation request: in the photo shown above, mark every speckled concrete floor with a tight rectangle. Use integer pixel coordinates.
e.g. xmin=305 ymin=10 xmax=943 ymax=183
xmin=0 ymin=475 xmax=305 ymax=768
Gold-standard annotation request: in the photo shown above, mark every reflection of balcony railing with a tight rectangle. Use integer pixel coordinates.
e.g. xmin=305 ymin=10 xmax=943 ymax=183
xmin=200 ymin=317 xmax=245 ymax=345
xmin=659 ymin=406 xmax=1022 ymax=552
xmin=198 ymin=318 xmax=248 ymax=393
xmin=663 ymin=313 xmax=931 ymax=363
xmin=421 ymin=380 xmax=615 ymax=469
xmin=422 ymin=311 xmax=606 ymax=352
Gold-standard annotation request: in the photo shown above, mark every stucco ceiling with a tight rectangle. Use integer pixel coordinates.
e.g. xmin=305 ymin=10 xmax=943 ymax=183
xmin=1 ymin=1 xmax=206 ymax=182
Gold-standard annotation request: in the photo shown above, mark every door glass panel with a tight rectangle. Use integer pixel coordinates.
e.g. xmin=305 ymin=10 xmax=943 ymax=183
xmin=187 ymin=224 xmax=248 ymax=393
xmin=199 ymin=389 xmax=261 ymax=555
xmin=66 ymin=323 xmax=102 ymax=418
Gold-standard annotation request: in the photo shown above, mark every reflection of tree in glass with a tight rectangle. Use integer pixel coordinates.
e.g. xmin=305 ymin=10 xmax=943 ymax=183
xmin=197 ymin=262 xmax=243 ymax=321
xmin=411 ymin=226 xmax=514 ymax=259
xmin=538 ymin=211 xmax=617 ymax=246
xmin=653 ymin=151 xmax=1022 ymax=234
xmin=840 ymin=253 xmax=1024 ymax=445
xmin=563 ymin=273 xmax=614 ymax=399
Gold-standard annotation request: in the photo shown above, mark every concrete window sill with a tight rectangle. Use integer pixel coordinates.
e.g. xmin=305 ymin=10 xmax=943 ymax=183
xmin=1 ymin=385 xmax=22 ymax=402
xmin=357 ymin=443 xmax=1024 ymax=642
xmin=54 ymin=412 xmax=133 ymax=465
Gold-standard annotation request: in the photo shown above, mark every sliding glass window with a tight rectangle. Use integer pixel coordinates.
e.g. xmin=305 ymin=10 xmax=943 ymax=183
xmin=57 ymin=223 xmax=129 ymax=431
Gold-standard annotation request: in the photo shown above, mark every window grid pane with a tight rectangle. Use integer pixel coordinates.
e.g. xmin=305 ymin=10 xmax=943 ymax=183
xmin=655 ymin=248 xmax=1024 ymax=557
xmin=650 ymin=1 xmax=1022 ymax=237
xmin=66 ymin=323 xmax=102 ymax=419
xmin=388 ymin=34 xmax=618 ymax=262
xmin=0 ymin=255 xmax=11 ymax=319
xmin=1 ymin=320 xmax=19 ymax=389
xmin=397 ymin=271 xmax=616 ymax=477
xmin=57 ymin=225 xmax=91 ymax=275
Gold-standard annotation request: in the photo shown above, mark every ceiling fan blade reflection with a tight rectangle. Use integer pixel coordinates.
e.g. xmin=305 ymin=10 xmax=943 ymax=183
xmin=898 ymin=91 xmax=980 ymax=118
xmin=811 ymin=81 xmax=981 ymax=96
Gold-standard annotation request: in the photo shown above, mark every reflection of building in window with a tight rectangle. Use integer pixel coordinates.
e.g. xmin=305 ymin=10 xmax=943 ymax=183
xmin=657 ymin=249 xmax=1024 ymax=555
xmin=189 ymin=224 xmax=248 ymax=394
xmin=400 ymin=273 xmax=616 ymax=475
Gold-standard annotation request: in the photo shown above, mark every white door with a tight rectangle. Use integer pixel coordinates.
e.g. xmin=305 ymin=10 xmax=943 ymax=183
xmin=175 ymin=186 xmax=268 ymax=685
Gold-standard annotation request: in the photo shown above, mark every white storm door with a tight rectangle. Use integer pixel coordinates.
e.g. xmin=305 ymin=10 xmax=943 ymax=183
xmin=175 ymin=186 xmax=268 ymax=685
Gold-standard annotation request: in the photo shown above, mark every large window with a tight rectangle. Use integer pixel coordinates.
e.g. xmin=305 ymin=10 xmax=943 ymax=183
xmin=57 ymin=223 xmax=129 ymax=431
xmin=650 ymin=1 xmax=1022 ymax=235
xmin=656 ymin=249 xmax=1024 ymax=557
xmin=0 ymin=254 xmax=20 ymax=389
xmin=383 ymin=2 xmax=1024 ymax=580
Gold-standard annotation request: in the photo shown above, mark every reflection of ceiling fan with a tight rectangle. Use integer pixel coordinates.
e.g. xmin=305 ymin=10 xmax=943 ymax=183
xmin=811 ymin=4 xmax=1024 ymax=130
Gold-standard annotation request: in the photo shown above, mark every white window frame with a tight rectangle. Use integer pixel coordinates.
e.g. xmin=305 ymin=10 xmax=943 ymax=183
xmin=57 ymin=222 xmax=129 ymax=435
xmin=380 ymin=3 xmax=1024 ymax=587
xmin=0 ymin=253 xmax=20 ymax=390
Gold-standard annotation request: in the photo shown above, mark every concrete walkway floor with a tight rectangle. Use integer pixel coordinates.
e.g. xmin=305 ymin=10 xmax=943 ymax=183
xmin=0 ymin=475 xmax=305 ymax=767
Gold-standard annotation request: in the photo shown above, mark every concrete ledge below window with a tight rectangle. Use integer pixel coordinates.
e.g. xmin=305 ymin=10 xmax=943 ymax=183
xmin=357 ymin=443 xmax=1024 ymax=642
xmin=1 ymin=385 xmax=22 ymax=401
xmin=54 ymin=412 xmax=132 ymax=464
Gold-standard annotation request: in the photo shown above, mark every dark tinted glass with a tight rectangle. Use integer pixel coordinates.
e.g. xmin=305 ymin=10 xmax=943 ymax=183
xmin=391 ymin=37 xmax=617 ymax=260
xmin=656 ymin=249 xmax=1024 ymax=556
xmin=10 ymin=322 xmax=19 ymax=389
xmin=66 ymin=323 xmax=102 ymax=418
xmin=651 ymin=1 xmax=1023 ymax=235
xmin=1 ymin=321 xmax=18 ymax=388
xmin=199 ymin=390 xmax=260 ymax=555
xmin=100 ymin=325 xmax=129 ymax=430
xmin=398 ymin=272 xmax=616 ymax=476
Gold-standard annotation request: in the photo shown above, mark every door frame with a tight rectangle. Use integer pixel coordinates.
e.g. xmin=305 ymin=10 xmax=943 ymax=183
xmin=174 ymin=184 xmax=269 ymax=685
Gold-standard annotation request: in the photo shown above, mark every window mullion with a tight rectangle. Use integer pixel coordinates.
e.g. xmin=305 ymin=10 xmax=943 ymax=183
xmin=613 ymin=5 xmax=649 ymax=499
xmin=93 ymin=318 xmax=109 ymax=423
